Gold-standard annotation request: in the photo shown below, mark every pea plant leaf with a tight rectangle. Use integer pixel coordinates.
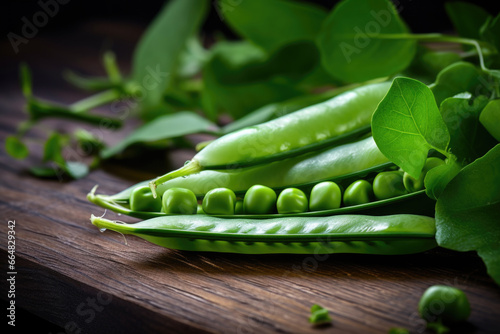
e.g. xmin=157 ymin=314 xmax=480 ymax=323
xmin=5 ymin=136 xmax=29 ymax=159
xmin=100 ymin=111 xmax=219 ymax=159
xmin=220 ymin=0 xmax=327 ymax=53
xmin=317 ymin=0 xmax=416 ymax=83
xmin=429 ymin=62 xmax=490 ymax=107
xmin=435 ymin=144 xmax=500 ymax=286
xmin=201 ymin=40 xmax=314 ymax=120
xmin=372 ymin=77 xmax=451 ymax=179
xmin=439 ymin=95 xmax=496 ymax=163
xmin=445 ymin=1 xmax=491 ymax=43
xmin=131 ymin=0 xmax=208 ymax=118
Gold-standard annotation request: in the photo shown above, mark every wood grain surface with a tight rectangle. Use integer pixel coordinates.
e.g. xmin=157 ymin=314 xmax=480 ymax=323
xmin=1 ymin=19 xmax=500 ymax=334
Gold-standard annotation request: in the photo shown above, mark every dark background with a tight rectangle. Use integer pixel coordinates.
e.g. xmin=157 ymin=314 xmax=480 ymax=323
xmin=3 ymin=0 xmax=500 ymax=40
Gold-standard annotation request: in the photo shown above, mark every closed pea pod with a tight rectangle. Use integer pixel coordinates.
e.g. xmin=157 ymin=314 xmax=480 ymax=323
xmin=91 ymin=213 xmax=437 ymax=255
xmin=149 ymin=82 xmax=391 ymax=194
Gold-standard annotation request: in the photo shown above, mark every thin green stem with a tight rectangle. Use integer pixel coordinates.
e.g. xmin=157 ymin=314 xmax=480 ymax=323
xmin=69 ymin=89 xmax=121 ymax=113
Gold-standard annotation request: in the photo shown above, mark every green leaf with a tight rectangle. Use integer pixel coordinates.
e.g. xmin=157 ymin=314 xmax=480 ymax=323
xmin=404 ymin=45 xmax=462 ymax=84
xmin=429 ymin=62 xmax=489 ymax=107
xmin=29 ymin=165 xmax=61 ymax=178
xmin=220 ymin=0 xmax=327 ymax=52
xmin=480 ymin=13 xmax=500 ymax=53
xmin=131 ymin=0 xmax=208 ymax=114
xmin=65 ymin=161 xmax=89 ymax=179
xmin=435 ymin=144 xmax=500 ymax=286
xmin=440 ymin=95 xmax=496 ymax=163
xmin=5 ymin=136 xmax=29 ymax=159
xmin=445 ymin=2 xmax=491 ymax=43
xmin=317 ymin=0 xmax=416 ymax=83
xmin=100 ymin=111 xmax=219 ymax=159
xmin=372 ymin=77 xmax=450 ymax=179
xmin=201 ymin=41 xmax=313 ymax=119
xmin=43 ymin=132 xmax=66 ymax=166
xmin=308 ymin=304 xmax=332 ymax=325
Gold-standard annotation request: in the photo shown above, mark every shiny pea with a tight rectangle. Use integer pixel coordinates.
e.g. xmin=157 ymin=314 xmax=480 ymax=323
xmin=343 ymin=180 xmax=373 ymax=206
xmin=235 ymin=200 xmax=244 ymax=214
xmin=404 ymin=157 xmax=446 ymax=192
xmin=309 ymin=181 xmax=341 ymax=211
xmin=162 ymin=188 xmax=197 ymax=215
xmin=373 ymin=171 xmax=407 ymax=200
xmin=243 ymin=185 xmax=277 ymax=214
xmin=202 ymin=188 xmax=237 ymax=215
xmin=277 ymin=188 xmax=308 ymax=214
xmin=418 ymin=285 xmax=470 ymax=324
xmin=129 ymin=185 xmax=162 ymax=212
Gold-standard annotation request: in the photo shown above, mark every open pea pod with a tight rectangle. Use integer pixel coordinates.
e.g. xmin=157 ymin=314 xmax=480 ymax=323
xmin=91 ymin=136 xmax=390 ymax=202
xmin=87 ymin=136 xmax=437 ymax=219
xmin=91 ymin=213 xmax=437 ymax=255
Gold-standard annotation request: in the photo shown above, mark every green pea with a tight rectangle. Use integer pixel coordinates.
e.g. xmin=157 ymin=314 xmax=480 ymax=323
xmin=403 ymin=157 xmax=446 ymax=192
xmin=197 ymin=204 xmax=205 ymax=215
xmin=243 ymin=185 xmax=277 ymax=214
xmin=343 ymin=180 xmax=373 ymax=206
xmin=277 ymin=188 xmax=308 ymax=214
xmin=129 ymin=186 xmax=162 ymax=212
xmin=373 ymin=171 xmax=407 ymax=200
xmin=234 ymin=200 xmax=244 ymax=214
xmin=418 ymin=285 xmax=470 ymax=324
xmin=202 ymin=188 xmax=237 ymax=215
xmin=162 ymin=188 xmax=198 ymax=215
xmin=309 ymin=181 xmax=341 ymax=211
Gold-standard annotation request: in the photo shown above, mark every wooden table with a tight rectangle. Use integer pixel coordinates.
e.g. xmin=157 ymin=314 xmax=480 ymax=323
xmin=1 ymin=19 xmax=499 ymax=334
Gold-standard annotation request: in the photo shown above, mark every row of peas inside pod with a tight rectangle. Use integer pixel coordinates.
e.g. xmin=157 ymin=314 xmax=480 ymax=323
xmin=128 ymin=157 xmax=445 ymax=216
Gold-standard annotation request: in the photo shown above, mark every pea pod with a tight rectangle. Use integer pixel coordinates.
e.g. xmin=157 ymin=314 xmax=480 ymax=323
xmin=91 ymin=213 xmax=436 ymax=255
xmin=149 ymin=81 xmax=391 ymax=195
xmin=92 ymin=136 xmax=390 ymax=204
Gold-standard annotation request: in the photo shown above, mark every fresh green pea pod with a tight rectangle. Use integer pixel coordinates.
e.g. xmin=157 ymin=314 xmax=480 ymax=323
xmin=89 ymin=136 xmax=389 ymax=205
xmin=91 ymin=213 xmax=436 ymax=255
xmin=150 ymin=82 xmax=391 ymax=194
xmin=157 ymin=136 xmax=390 ymax=198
